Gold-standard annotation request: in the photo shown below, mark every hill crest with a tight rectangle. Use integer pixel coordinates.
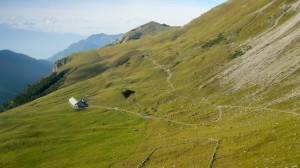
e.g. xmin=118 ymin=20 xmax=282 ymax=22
xmin=113 ymin=21 xmax=172 ymax=44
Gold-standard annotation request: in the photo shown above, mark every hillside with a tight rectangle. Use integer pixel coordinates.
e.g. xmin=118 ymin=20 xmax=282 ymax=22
xmin=0 ymin=50 xmax=52 ymax=105
xmin=0 ymin=0 xmax=300 ymax=167
xmin=113 ymin=21 xmax=173 ymax=44
xmin=48 ymin=33 xmax=122 ymax=62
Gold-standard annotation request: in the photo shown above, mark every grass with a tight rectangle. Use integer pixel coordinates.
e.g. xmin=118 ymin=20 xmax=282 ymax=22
xmin=142 ymin=140 xmax=217 ymax=168
xmin=0 ymin=104 xmax=147 ymax=168
xmin=1 ymin=0 xmax=300 ymax=167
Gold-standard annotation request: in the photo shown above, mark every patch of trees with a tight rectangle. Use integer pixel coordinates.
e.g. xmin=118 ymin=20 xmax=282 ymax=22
xmin=228 ymin=49 xmax=245 ymax=60
xmin=122 ymin=89 xmax=135 ymax=99
xmin=228 ymin=46 xmax=251 ymax=60
xmin=0 ymin=72 xmax=66 ymax=112
xmin=202 ymin=33 xmax=225 ymax=49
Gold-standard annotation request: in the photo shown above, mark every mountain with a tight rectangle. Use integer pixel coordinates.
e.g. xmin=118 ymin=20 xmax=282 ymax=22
xmin=1 ymin=0 xmax=300 ymax=167
xmin=0 ymin=25 xmax=85 ymax=59
xmin=0 ymin=50 xmax=52 ymax=105
xmin=47 ymin=33 xmax=122 ymax=62
xmin=113 ymin=21 xmax=173 ymax=44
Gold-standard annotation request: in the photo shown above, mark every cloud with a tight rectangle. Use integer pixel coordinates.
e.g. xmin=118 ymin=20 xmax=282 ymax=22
xmin=0 ymin=0 xmax=225 ymax=35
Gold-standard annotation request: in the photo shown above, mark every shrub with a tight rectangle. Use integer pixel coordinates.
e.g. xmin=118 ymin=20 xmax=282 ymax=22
xmin=202 ymin=33 xmax=225 ymax=49
xmin=229 ymin=49 xmax=245 ymax=60
xmin=122 ymin=89 xmax=135 ymax=99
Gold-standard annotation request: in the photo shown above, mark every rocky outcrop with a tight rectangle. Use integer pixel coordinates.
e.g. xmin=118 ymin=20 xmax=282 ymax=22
xmin=113 ymin=21 xmax=171 ymax=45
xmin=53 ymin=57 xmax=72 ymax=72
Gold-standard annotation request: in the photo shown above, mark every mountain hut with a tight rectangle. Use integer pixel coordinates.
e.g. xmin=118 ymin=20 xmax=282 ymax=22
xmin=68 ymin=97 xmax=88 ymax=109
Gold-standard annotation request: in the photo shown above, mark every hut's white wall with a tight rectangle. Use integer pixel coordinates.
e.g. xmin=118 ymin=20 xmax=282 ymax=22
xmin=69 ymin=97 xmax=78 ymax=106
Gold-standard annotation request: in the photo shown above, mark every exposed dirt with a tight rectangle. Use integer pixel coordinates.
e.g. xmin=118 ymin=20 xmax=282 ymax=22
xmin=221 ymin=13 xmax=300 ymax=91
xmin=198 ymin=1 xmax=300 ymax=99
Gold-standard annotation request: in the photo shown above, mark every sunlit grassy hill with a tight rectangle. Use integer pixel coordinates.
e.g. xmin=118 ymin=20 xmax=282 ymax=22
xmin=1 ymin=0 xmax=300 ymax=167
xmin=112 ymin=21 xmax=173 ymax=44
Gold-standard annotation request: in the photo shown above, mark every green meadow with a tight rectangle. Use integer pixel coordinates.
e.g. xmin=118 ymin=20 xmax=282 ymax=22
xmin=1 ymin=0 xmax=300 ymax=167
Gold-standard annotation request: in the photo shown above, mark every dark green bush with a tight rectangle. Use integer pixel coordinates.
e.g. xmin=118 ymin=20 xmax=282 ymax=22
xmin=202 ymin=33 xmax=225 ymax=49
xmin=229 ymin=49 xmax=245 ymax=60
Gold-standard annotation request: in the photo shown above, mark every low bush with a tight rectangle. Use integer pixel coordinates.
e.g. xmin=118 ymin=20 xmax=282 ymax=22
xmin=202 ymin=33 xmax=225 ymax=49
xmin=228 ymin=49 xmax=245 ymax=60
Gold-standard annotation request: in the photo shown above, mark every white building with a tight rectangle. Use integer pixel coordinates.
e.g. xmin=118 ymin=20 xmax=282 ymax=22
xmin=68 ymin=97 xmax=89 ymax=109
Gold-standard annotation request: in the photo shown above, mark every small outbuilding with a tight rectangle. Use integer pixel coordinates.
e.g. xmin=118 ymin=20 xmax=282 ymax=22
xmin=68 ymin=97 xmax=89 ymax=109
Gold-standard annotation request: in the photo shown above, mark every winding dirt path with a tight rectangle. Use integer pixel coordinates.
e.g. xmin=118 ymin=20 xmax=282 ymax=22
xmin=91 ymin=54 xmax=299 ymax=167
xmin=144 ymin=56 xmax=223 ymax=122
xmin=90 ymin=105 xmax=223 ymax=126
xmin=207 ymin=138 xmax=220 ymax=168
xmin=221 ymin=105 xmax=300 ymax=116
xmin=137 ymin=138 xmax=220 ymax=168
xmin=145 ymin=57 xmax=175 ymax=91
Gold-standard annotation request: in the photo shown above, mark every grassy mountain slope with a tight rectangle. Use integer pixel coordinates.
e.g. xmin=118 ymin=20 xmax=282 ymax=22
xmin=1 ymin=0 xmax=300 ymax=167
xmin=0 ymin=50 xmax=52 ymax=105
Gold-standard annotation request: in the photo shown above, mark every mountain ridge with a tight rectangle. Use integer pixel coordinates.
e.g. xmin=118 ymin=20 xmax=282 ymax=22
xmin=48 ymin=33 xmax=122 ymax=62
xmin=0 ymin=25 xmax=84 ymax=59
xmin=113 ymin=21 xmax=173 ymax=44
xmin=0 ymin=50 xmax=52 ymax=104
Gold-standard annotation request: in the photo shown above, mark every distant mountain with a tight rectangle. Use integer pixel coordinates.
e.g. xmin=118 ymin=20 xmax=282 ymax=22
xmin=113 ymin=21 xmax=172 ymax=44
xmin=47 ymin=33 xmax=122 ymax=62
xmin=0 ymin=24 xmax=85 ymax=59
xmin=0 ymin=50 xmax=52 ymax=104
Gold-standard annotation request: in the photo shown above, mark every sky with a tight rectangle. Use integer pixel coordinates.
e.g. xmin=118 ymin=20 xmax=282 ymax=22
xmin=0 ymin=0 xmax=226 ymax=59
xmin=0 ymin=0 xmax=226 ymax=35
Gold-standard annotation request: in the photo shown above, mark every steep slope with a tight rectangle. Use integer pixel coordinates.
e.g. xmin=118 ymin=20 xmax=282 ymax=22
xmin=0 ymin=50 xmax=52 ymax=105
xmin=48 ymin=33 xmax=122 ymax=62
xmin=113 ymin=21 xmax=173 ymax=44
xmin=0 ymin=0 xmax=300 ymax=167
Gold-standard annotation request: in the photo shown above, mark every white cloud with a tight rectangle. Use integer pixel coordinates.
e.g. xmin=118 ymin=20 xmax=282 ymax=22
xmin=0 ymin=0 xmax=222 ymax=35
